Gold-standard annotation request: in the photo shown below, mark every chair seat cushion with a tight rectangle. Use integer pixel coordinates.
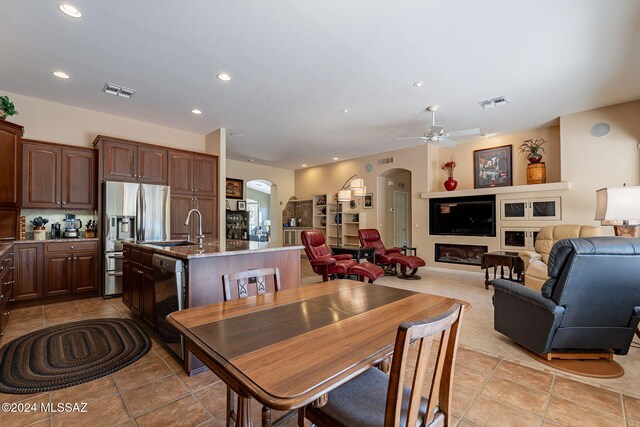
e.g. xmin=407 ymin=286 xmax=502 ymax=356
xmin=378 ymin=253 xmax=406 ymax=264
xmin=308 ymin=367 xmax=428 ymax=427
xmin=349 ymin=262 xmax=384 ymax=282
xmin=397 ymin=256 xmax=425 ymax=270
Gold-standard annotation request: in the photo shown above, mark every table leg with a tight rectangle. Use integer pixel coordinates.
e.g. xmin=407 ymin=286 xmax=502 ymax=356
xmin=262 ymin=406 xmax=271 ymax=427
xmin=484 ymin=266 xmax=490 ymax=289
xmin=500 ymin=265 xmax=505 ymax=278
xmin=508 ymin=261 xmax=514 ymax=281
xmin=236 ymin=396 xmax=253 ymax=427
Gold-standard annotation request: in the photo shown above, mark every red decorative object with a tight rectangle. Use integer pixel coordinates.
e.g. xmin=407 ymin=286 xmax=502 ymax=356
xmin=444 ymin=177 xmax=458 ymax=191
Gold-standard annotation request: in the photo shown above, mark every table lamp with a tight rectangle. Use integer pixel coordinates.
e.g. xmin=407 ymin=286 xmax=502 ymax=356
xmin=594 ymin=186 xmax=640 ymax=237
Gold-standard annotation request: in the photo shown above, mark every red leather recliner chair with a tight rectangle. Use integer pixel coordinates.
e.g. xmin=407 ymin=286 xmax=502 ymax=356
xmin=358 ymin=229 xmax=425 ymax=280
xmin=301 ymin=230 xmax=384 ymax=283
xmin=301 ymin=230 xmax=357 ymax=281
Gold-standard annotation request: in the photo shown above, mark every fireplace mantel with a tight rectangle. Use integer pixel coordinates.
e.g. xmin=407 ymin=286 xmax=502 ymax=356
xmin=421 ymin=181 xmax=571 ymax=199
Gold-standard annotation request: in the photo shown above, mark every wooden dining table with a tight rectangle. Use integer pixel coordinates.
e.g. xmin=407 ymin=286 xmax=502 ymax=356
xmin=166 ymin=279 xmax=469 ymax=427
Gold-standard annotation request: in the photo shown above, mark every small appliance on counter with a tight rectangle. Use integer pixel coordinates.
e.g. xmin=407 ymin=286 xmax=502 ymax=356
xmin=51 ymin=223 xmax=62 ymax=239
xmin=63 ymin=213 xmax=82 ymax=238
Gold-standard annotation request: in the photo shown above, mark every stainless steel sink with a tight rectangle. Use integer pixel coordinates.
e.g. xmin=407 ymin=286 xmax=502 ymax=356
xmin=147 ymin=240 xmax=195 ymax=247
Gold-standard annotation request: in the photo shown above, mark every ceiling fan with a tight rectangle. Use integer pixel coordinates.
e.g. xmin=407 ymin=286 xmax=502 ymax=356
xmin=395 ymin=105 xmax=480 ymax=147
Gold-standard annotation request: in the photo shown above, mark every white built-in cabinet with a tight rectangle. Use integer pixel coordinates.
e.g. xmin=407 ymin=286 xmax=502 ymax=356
xmin=500 ymin=227 xmax=541 ymax=251
xmin=500 ymin=197 xmax=561 ymax=221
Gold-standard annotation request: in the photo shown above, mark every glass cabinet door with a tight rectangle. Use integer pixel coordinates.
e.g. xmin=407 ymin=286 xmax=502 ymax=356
xmin=501 ymin=199 xmax=527 ymax=220
xmin=530 ymin=197 xmax=561 ymax=220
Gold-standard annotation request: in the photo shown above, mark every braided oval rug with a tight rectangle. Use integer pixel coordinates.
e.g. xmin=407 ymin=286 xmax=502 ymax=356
xmin=0 ymin=318 xmax=151 ymax=394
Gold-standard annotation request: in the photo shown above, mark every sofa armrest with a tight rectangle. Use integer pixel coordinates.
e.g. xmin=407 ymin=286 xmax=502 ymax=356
xmin=310 ymin=257 xmax=337 ymax=267
xmin=518 ymin=250 xmax=542 ymax=265
xmin=493 ymin=278 xmax=564 ymax=315
xmin=333 ymin=254 xmax=353 ymax=261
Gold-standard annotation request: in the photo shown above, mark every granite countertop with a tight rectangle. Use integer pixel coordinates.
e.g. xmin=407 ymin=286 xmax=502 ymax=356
xmin=13 ymin=238 xmax=100 ymax=244
xmin=127 ymin=239 xmax=304 ymax=260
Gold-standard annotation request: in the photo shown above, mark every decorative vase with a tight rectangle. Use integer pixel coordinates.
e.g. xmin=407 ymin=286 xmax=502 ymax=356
xmin=444 ymin=177 xmax=458 ymax=191
xmin=527 ymin=153 xmax=542 ymax=163
xmin=526 ymin=162 xmax=546 ymax=184
xmin=33 ymin=227 xmax=46 ymax=241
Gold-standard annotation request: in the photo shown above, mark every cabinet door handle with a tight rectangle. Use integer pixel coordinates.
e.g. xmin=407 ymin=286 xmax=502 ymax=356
xmin=68 ymin=257 xmax=71 ymax=260
xmin=70 ymin=246 xmax=74 ymax=249
xmin=62 ymin=202 xmax=66 ymax=205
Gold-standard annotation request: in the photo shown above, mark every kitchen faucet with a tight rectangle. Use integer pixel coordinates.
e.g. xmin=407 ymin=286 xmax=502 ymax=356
xmin=184 ymin=209 xmax=204 ymax=245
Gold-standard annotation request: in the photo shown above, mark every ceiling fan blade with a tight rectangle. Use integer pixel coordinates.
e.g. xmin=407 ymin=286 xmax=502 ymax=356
xmin=394 ymin=136 xmax=429 ymax=141
xmin=445 ymin=128 xmax=481 ymax=138
xmin=439 ymin=138 xmax=458 ymax=147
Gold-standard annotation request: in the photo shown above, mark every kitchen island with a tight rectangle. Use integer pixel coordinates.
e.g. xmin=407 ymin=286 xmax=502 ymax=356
xmin=122 ymin=239 xmax=303 ymax=374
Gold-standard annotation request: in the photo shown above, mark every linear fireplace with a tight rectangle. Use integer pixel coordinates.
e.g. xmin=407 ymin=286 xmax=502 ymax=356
xmin=435 ymin=243 xmax=488 ymax=266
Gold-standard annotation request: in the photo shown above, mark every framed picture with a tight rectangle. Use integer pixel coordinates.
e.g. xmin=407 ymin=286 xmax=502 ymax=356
xmin=363 ymin=193 xmax=373 ymax=209
xmin=226 ymin=178 xmax=244 ymax=199
xmin=237 ymin=201 xmax=246 ymax=211
xmin=474 ymin=145 xmax=512 ymax=189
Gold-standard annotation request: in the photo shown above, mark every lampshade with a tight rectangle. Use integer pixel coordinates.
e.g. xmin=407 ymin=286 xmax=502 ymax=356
xmin=338 ymin=189 xmax=352 ymax=202
xmin=352 ymin=185 xmax=366 ymax=197
xmin=350 ymin=178 xmax=364 ymax=190
xmin=595 ymin=186 xmax=640 ymax=221
xmin=263 ymin=220 xmax=271 ymax=226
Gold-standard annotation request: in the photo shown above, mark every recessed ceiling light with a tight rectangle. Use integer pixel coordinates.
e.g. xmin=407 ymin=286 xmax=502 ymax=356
xmin=53 ymin=71 xmax=70 ymax=79
xmin=413 ymin=81 xmax=425 ymax=87
xmin=191 ymin=109 xmax=202 ymax=115
xmin=217 ymin=73 xmax=231 ymax=81
xmin=248 ymin=159 xmax=255 ymax=163
xmin=341 ymin=109 xmax=351 ymax=114
xmin=229 ymin=132 xmax=243 ymax=137
xmin=333 ymin=157 xmax=339 ymax=161
xmin=58 ymin=4 xmax=82 ymax=18
xmin=481 ymin=133 xmax=495 ymax=138
xmin=301 ymin=164 xmax=308 ymax=167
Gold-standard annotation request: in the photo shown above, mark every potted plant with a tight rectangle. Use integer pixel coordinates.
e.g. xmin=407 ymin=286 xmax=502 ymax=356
xmin=518 ymin=138 xmax=546 ymax=164
xmin=440 ymin=158 xmax=457 ymax=191
xmin=0 ymin=95 xmax=18 ymax=120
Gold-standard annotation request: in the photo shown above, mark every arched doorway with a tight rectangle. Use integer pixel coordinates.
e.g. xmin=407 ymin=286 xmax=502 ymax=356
xmin=376 ymin=168 xmax=412 ymax=247
xmin=246 ymin=179 xmax=273 ymax=242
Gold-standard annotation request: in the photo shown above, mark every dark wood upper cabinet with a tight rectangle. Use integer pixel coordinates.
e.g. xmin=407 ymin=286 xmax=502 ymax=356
xmin=22 ymin=142 xmax=61 ymax=208
xmin=22 ymin=141 xmax=97 ymax=210
xmin=0 ymin=120 xmax=23 ymax=241
xmin=137 ymin=146 xmax=168 ymax=184
xmin=0 ymin=120 xmax=22 ymax=208
xmin=196 ymin=196 xmax=218 ymax=239
xmin=168 ymin=151 xmax=194 ymax=194
xmin=103 ymin=140 xmax=137 ymax=182
xmin=97 ymin=137 xmax=168 ymax=184
xmin=61 ymin=148 xmax=96 ymax=209
xmin=170 ymin=194 xmax=194 ymax=240
xmin=193 ymin=155 xmax=217 ymax=195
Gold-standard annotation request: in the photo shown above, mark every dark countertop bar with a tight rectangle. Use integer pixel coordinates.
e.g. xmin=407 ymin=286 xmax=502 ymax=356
xmin=13 ymin=238 xmax=99 ymax=244
xmin=128 ymin=239 xmax=304 ymax=260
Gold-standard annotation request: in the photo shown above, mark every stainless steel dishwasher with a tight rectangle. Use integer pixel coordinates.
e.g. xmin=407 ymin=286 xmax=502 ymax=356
xmin=153 ymin=254 xmax=185 ymax=360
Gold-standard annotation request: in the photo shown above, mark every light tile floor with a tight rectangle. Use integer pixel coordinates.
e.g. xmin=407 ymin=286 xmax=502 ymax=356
xmin=0 ymin=262 xmax=638 ymax=426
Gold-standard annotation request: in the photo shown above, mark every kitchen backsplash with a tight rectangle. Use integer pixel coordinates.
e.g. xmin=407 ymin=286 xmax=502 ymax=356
xmin=21 ymin=209 xmax=97 ymax=239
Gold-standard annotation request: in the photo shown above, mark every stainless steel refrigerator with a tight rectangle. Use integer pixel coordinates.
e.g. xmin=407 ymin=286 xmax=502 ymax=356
xmin=103 ymin=181 xmax=170 ymax=297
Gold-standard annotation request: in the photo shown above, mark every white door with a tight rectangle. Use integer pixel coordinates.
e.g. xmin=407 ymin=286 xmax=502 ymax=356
xmin=394 ymin=191 xmax=409 ymax=247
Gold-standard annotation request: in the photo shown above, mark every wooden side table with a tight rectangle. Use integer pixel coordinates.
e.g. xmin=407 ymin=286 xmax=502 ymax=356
xmin=400 ymin=246 xmax=417 ymax=257
xmin=331 ymin=246 xmax=376 ymax=264
xmin=481 ymin=251 xmax=525 ymax=289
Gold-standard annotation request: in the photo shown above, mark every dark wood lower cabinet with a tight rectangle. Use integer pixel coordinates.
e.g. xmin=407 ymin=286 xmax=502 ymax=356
xmin=122 ymin=247 xmax=156 ymax=328
xmin=14 ymin=244 xmax=44 ymax=301
xmin=72 ymin=252 xmax=98 ymax=293
xmin=44 ymin=253 xmax=72 ymax=297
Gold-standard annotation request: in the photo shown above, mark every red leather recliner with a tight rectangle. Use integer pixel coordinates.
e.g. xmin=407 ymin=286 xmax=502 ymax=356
xmin=301 ymin=230 xmax=357 ymax=281
xmin=358 ymin=229 xmax=425 ymax=280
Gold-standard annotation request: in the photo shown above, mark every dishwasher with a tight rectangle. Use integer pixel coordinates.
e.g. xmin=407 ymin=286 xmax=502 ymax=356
xmin=153 ymin=254 xmax=186 ymax=360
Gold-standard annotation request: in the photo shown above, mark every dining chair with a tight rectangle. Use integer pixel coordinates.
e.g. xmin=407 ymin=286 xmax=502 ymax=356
xmin=299 ymin=303 xmax=463 ymax=427
xmin=222 ymin=267 xmax=283 ymax=427
xmin=222 ymin=267 xmax=281 ymax=301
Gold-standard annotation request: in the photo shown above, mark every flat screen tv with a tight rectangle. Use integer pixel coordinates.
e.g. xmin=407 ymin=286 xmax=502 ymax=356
xmin=429 ymin=195 xmax=496 ymax=237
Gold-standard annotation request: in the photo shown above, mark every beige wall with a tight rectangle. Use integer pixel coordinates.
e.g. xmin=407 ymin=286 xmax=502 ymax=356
xmin=431 ymin=126 xmax=561 ymax=192
xmin=295 ymin=144 xmax=430 ymax=256
xmin=226 ymin=159 xmax=295 ymax=245
xmin=2 ymin=90 xmax=205 ymax=151
xmin=560 ymin=100 xmax=640 ymax=233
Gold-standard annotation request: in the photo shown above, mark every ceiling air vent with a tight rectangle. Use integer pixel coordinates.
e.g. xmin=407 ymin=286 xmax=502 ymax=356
xmin=378 ymin=157 xmax=394 ymax=165
xmin=102 ymin=82 xmax=136 ymax=99
xmin=478 ymin=95 xmax=509 ymax=109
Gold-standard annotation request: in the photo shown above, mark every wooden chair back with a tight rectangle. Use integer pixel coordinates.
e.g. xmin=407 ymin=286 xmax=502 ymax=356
xmin=222 ymin=267 xmax=281 ymax=301
xmin=385 ymin=303 xmax=463 ymax=427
